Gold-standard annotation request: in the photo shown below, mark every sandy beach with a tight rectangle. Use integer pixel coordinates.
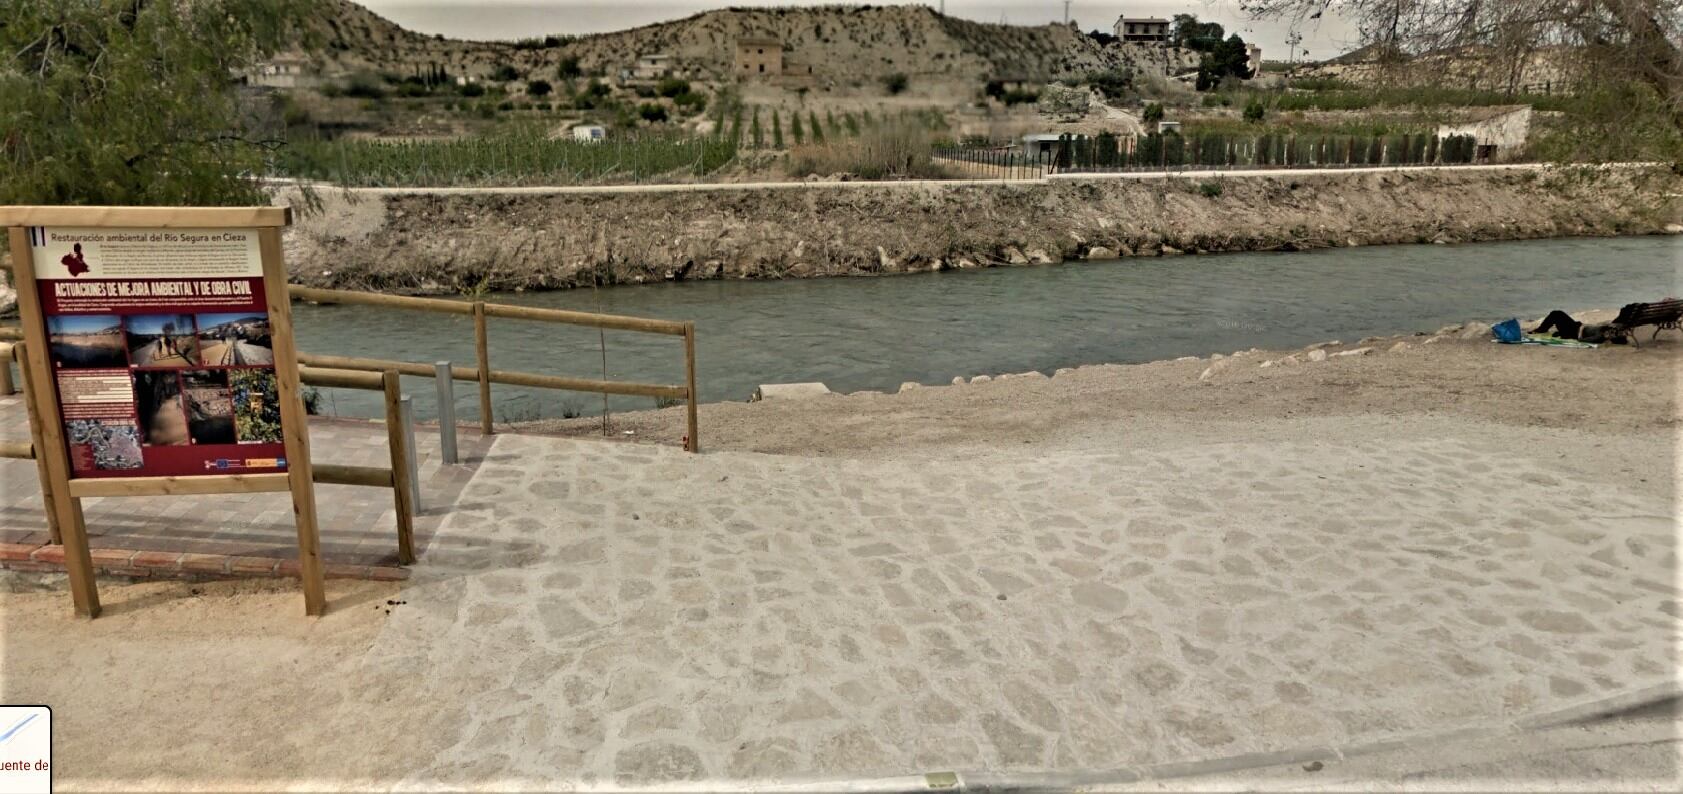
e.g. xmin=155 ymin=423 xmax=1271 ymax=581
xmin=3 ymin=312 xmax=1678 ymax=789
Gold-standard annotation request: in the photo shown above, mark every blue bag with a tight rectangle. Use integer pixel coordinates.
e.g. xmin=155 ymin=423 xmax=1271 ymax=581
xmin=1493 ymin=318 xmax=1523 ymax=343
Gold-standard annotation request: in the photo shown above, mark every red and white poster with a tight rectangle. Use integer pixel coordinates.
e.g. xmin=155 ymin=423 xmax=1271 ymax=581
xmin=26 ymin=227 xmax=287 ymax=478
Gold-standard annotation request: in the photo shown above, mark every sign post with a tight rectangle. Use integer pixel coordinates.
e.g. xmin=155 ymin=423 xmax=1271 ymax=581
xmin=1 ymin=206 xmax=325 ymax=617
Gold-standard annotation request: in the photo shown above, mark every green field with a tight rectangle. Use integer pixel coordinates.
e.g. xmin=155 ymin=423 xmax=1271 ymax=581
xmin=273 ymin=127 xmax=738 ymax=187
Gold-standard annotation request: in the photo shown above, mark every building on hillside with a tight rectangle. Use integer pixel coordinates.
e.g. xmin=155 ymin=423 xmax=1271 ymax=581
xmin=735 ymin=37 xmax=783 ymax=77
xmin=1436 ymin=106 xmax=1532 ymax=161
xmin=1113 ymin=15 xmax=1170 ymax=44
xmin=626 ymin=54 xmax=674 ymax=83
xmin=1246 ymin=44 xmax=1263 ymax=76
xmin=246 ymin=55 xmax=317 ymax=88
xmin=572 ymin=124 xmax=606 ymax=143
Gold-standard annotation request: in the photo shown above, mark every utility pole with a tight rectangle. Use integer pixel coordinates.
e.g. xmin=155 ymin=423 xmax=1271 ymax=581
xmin=1063 ymin=1 xmax=1071 ymax=25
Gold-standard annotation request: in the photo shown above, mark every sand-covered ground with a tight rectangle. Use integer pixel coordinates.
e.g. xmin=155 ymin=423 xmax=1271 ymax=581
xmin=3 ymin=314 xmax=1679 ymax=790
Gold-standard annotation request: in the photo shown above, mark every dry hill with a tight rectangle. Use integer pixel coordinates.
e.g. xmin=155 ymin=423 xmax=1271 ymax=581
xmin=301 ymin=1 xmax=1195 ymax=86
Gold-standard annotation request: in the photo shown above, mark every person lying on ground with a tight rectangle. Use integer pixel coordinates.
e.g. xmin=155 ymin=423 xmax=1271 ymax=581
xmin=1532 ymin=310 xmax=1622 ymax=344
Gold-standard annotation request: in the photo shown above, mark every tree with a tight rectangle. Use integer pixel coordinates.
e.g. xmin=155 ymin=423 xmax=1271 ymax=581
xmin=883 ymin=73 xmax=909 ymax=95
xmin=638 ymin=103 xmax=667 ymax=123
xmin=1196 ymin=34 xmax=1256 ymax=90
xmin=1171 ymin=14 xmax=1226 ymax=52
xmin=809 ymin=111 xmax=826 ymax=143
xmin=1244 ymin=98 xmax=1267 ymax=123
xmin=772 ymin=110 xmax=785 ymax=148
xmin=527 ymin=80 xmax=552 ymax=97
xmin=1 ymin=0 xmax=314 ymax=206
xmin=790 ymin=112 xmax=805 ymax=145
xmin=557 ymin=56 xmax=582 ymax=79
xmin=1242 ymin=1 xmax=1683 ymax=141
xmin=1143 ymin=102 xmax=1165 ymax=124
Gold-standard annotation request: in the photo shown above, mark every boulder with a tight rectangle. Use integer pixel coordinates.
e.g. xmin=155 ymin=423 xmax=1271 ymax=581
xmin=1307 ymin=349 xmax=1329 ymax=362
xmin=897 ymin=382 xmax=922 ymax=393
xmin=1460 ymin=322 xmax=1492 ymax=340
xmin=970 ymin=375 xmax=992 ymax=384
xmin=1053 ymin=367 xmax=1077 ymax=377
xmin=1024 ymin=248 xmax=1056 ymax=265
xmin=1004 ymin=247 xmax=1029 ymax=265
xmin=1389 ymin=342 xmax=1411 ymax=353
xmin=1331 ymin=347 xmax=1373 ymax=358
xmin=1086 ymin=247 xmax=1117 ymax=260
xmin=951 ymin=376 xmax=966 ymax=385
xmin=1278 ymin=355 xmax=1302 ymax=366
xmin=750 ymin=382 xmax=832 ymax=402
xmin=1198 ymin=358 xmax=1232 ymax=381
xmin=1665 ymin=224 xmax=1683 ymax=234
xmin=999 ymin=371 xmax=1048 ymax=381
xmin=1306 ymin=340 xmax=1341 ymax=350
xmin=1160 ymin=245 xmax=1184 ymax=256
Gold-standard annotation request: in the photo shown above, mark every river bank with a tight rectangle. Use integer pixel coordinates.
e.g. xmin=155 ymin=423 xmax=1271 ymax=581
xmin=520 ymin=308 xmax=1682 ymax=456
xmin=281 ymin=165 xmax=1683 ymax=293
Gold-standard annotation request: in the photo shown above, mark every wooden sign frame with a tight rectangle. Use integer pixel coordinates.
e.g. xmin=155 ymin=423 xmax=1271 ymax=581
xmin=2 ymin=206 xmax=325 ymax=617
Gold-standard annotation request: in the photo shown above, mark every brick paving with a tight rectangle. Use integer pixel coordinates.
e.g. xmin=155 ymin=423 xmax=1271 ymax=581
xmin=0 ymin=387 xmax=493 ymax=576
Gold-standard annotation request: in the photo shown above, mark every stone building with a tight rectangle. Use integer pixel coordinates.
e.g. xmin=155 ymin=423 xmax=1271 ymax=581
xmin=735 ymin=37 xmax=783 ymax=78
xmin=1436 ymin=106 xmax=1533 ymax=162
xmin=1113 ymin=15 xmax=1170 ymax=43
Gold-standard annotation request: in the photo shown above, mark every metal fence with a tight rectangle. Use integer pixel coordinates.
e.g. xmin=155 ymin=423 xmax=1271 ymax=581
xmin=937 ymin=133 xmax=1485 ymax=178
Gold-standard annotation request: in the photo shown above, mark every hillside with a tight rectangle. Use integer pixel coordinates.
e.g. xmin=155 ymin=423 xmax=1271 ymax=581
xmin=300 ymin=1 xmax=1197 ymax=86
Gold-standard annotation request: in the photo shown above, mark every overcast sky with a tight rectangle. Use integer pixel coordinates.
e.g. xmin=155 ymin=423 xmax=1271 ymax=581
xmin=357 ymin=2 xmax=1362 ymax=61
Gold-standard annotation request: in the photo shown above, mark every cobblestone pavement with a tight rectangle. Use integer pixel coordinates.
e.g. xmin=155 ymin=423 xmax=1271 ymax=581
xmin=362 ymin=420 xmax=1679 ymax=787
xmin=0 ymin=390 xmax=490 ymax=567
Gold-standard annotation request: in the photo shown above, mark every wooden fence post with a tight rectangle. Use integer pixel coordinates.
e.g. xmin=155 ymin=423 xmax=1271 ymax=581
xmin=383 ymin=369 xmax=416 ymax=564
xmin=473 ymin=301 xmax=493 ymax=435
xmin=683 ymin=322 xmax=699 ymax=453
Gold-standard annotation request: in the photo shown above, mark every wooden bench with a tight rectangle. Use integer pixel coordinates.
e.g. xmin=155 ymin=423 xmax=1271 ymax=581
xmin=1609 ymin=298 xmax=1683 ymax=347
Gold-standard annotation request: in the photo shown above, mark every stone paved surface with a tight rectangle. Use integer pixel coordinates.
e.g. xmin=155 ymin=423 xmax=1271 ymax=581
xmin=0 ymin=389 xmax=490 ymax=568
xmin=360 ymin=421 xmax=1679 ymax=786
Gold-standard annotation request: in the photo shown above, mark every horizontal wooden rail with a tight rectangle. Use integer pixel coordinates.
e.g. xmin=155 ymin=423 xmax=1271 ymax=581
xmin=297 ymin=353 xmax=476 ymax=382
xmin=481 ymin=303 xmax=689 ymax=336
xmin=299 ymin=365 xmax=385 ymax=391
xmin=0 ymin=440 xmax=33 ymax=459
xmin=314 ymin=463 xmax=394 ymax=488
xmin=486 ymin=368 xmax=687 ymax=399
xmin=289 ymin=285 xmax=475 ymax=315
xmin=0 ymin=326 xmax=22 ymax=341
xmin=68 ymin=473 xmax=293 ymax=498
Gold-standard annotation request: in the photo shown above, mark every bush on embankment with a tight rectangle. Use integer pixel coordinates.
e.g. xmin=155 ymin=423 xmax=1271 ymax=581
xmin=786 ymin=121 xmax=951 ymax=180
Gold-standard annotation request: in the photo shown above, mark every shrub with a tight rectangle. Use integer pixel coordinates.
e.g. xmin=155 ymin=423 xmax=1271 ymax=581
xmin=1143 ymin=102 xmax=1164 ymax=124
xmin=1002 ymin=89 xmax=1039 ymax=105
xmin=772 ymin=110 xmax=784 ymax=148
xmin=1199 ymin=181 xmax=1223 ymax=198
xmin=787 ymin=119 xmax=948 ymax=180
xmin=1086 ymin=67 xmax=1133 ymax=99
xmin=490 ymin=64 xmax=521 ymax=82
xmin=527 ymin=79 xmax=552 ymax=97
xmin=1243 ymin=99 xmax=1266 ymax=123
xmin=657 ymin=78 xmax=691 ymax=98
xmin=638 ymin=103 xmax=667 ymax=123
xmin=557 ymin=57 xmax=582 ymax=79
xmin=459 ymin=82 xmax=485 ymax=97
xmin=673 ymin=91 xmax=707 ymax=113
xmin=342 ymin=72 xmax=386 ymax=99
xmin=883 ymin=72 xmax=909 ymax=95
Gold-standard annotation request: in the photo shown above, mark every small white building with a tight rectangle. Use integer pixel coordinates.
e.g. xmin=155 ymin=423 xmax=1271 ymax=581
xmin=1436 ymin=106 xmax=1532 ymax=161
xmin=572 ymin=125 xmax=607 ymax=143
xmin=629 ymin=54 xmax=673 ymax=82
xmin=1246 ymin=44 xmax=1263 ymax=76
xmin=248 ymin=55 xmax=316 ymax=88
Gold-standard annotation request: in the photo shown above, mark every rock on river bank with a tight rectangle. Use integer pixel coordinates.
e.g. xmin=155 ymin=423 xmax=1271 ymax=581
xmin=283 ymin=166 xmax=1683 ymax=293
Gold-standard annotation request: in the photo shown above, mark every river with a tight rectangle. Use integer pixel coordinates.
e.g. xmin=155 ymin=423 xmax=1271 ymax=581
xmin=293 ymin=235 xmax=1683 ymax=422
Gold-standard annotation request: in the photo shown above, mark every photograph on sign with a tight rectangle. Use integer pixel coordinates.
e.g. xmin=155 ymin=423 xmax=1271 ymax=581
xmin=25 ymin=226 xmax=289 ymax=478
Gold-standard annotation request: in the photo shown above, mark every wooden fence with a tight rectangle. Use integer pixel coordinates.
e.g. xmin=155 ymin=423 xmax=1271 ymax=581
xmin=287 ymin=286 xmax=702 ymax=452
